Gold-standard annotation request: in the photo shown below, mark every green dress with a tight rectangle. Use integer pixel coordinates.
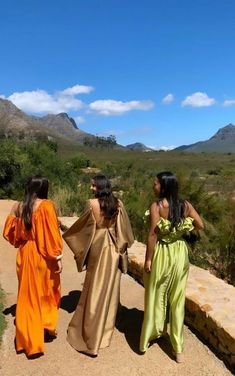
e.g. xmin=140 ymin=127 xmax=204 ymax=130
xmin=140 ymin=217 xmax=194 ymax=354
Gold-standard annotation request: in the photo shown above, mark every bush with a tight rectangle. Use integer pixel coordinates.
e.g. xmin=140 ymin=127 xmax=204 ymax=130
xmin=0 ymin=288 xmax=6 ymax=344
xmin=0 ymin=138 xmax=234 ymax=285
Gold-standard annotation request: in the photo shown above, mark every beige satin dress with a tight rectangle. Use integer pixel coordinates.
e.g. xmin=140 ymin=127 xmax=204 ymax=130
xmin=63 ymin=199 xmax=134 ymax=355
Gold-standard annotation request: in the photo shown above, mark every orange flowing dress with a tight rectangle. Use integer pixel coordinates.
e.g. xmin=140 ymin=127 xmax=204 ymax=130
xmin=3 ymin=199 xmax=62 ymax=356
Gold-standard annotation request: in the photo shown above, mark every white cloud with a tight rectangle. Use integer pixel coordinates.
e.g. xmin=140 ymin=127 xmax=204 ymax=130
xmin=162 ymin=93 xmax=174 ymax=104
xmin=223 ymin=99 xmax=235 ymax=107
xmin=7 ymin=88 xmax=84 ymax=114
xmin=159 ymin=145 xmax=176 ymax=151
xmin=4 ymin=86 xmax=154 ymax=119
xmin=74 ymin=116 xmax=85 ymax=125
xmin=61 ymin=84 xmax=94 ymax=96
xmin=89 ymin=99 xmax=154 ymax=116
xmin=181 ymin=92 xmax=216 ymax=107
xmin=146 ymin=145 xmax=176 ymax=151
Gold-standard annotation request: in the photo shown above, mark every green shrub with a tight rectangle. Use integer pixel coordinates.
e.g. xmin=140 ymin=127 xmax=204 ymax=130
xmin=0 ymin=138 xmax=234 ymax=285
xmin=0 ymin=288 xmax=6 ymax=344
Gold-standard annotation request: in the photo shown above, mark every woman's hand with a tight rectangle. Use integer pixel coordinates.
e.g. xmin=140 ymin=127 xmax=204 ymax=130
xmin=55 ymin=259 xmax=63 ymax=274
xmin=144 ymin=259 xmax=152 ymax=273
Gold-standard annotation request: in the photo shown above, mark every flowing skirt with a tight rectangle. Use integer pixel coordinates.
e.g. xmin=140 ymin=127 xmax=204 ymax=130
xmin=140 ymin=240 xmax=189 ymax=353
xmin=16 ymin=241 xmax=60 ymax=356
xmin=67 ymin=229 xmax=121 ymax=355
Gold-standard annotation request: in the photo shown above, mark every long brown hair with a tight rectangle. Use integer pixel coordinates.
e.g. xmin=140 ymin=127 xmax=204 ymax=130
xmin=22 ymin=176 xmax=49 ymax=230
xmin=156 ymin=171 xmax=185 ymax=229
xmin=93 ymin=175 xmax=118 ymax=219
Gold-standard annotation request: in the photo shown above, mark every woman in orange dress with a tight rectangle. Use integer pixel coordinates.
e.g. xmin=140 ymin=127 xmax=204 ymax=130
xmin=3 ymin=176 xmax=63 ymax=358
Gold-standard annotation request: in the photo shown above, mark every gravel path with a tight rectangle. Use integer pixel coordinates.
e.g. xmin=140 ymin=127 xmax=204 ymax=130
xmin=0 ymin=200 xmax=232 ymax=376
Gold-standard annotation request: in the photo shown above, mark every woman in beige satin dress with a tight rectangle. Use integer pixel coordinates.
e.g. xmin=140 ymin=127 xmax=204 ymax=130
xmin=64 ymin=175 xmax=134 ymax=356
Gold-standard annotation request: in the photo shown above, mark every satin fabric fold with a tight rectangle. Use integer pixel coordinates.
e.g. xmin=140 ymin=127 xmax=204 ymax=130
xmin=66 ymin=199 xmax=134 ymax=355
xmin=140 ymin=217 xmax=194 ymax=354
xmin=3 ymin=200 xmax=62 ymax=356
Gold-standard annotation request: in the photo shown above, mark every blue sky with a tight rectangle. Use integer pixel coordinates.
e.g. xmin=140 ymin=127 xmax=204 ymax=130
xmin=1 ymin=0 xmax=235 ymax=149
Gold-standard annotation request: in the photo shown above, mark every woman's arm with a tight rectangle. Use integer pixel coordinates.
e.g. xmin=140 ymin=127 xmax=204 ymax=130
xmin=185 ymin=201 xmax=204 ymax=230
xmin=10 ymin=202 xmax=20 ymax=216
xmin=3 ymin=202 xmax=22 ymax=247
xmin=35 ymin=200 xmax=63 ymax=260
xmin=144 ymin=202 xmax=160 ymax=273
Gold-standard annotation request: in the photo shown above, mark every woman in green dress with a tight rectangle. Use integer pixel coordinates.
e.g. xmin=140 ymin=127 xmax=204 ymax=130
xmin=140 ymin=171 xmax=204 ymax=363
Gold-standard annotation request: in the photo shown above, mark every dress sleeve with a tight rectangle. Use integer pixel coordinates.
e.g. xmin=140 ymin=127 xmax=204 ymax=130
xmin=35 ymin=200 xmax=63 ymax=260
xmin=116 ymin=200 xmax=134 ymax=254
xmin=62 ymin=201 xmax=96 ymax=272
xmin=3 ymin=215 xmax=22 ymax=248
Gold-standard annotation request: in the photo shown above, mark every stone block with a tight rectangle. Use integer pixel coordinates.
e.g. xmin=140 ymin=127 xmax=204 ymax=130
xmin=185 ymin=295 xmax=200 ymax=312
xmin=201 ymin=303 xmax=213 ymax=313
xmin=224 ymin=326 xmax=235 ymax=340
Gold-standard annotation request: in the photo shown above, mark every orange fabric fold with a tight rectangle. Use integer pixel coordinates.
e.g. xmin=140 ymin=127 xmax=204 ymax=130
xmin=3 ymin=200 xmax=62 ymax=356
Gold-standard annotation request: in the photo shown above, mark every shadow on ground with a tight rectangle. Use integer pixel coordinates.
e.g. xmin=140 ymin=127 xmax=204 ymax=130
xmin=2 ymin=292 xmax=82 ymax=317
xmin=115 ymin=305 xmax=143 ymax=355
xmin=3 ymin=304 xmax=16 ymax=317
xmin=116 ymin=305 xmax=174 ymax=360
xmin=60 ymin=290 xmax=81 ymax=313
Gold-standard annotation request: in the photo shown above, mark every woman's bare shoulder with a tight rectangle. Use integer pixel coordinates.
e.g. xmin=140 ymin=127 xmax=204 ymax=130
xmin=89 ymin=198 xmax=100 ymax=213
xmin=150 ymin=201 xmax=160 ymax=213
xmin=160 ymin=198 xmax=169 ymax=208
xmin=150 ymin=201 xmax=157 ymax=209
xmin=183 ymin=200 xmax=191 ymax=215
xmin=88 ymin=198 xmax=102 ymax=222
xmin=89 ymin=198 xmax=99 ymax=207
xmin=10 ymin=201 xmax=21 ymax=216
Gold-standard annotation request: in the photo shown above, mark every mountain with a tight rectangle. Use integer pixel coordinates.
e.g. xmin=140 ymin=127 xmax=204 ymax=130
xmin=0 ymin=98 xmax=126 ymax=150
xmin=175 ymin=124 xmax=235 ymax=153
xmin=126 ymin=142 xmax=153 ymax=152
xmin=36 ymin=113 xmax=89 ymax=143
xmin=1 ymin=98 xmax=235 ymax=153
xmin=0 ymin=98 xmax=94 ymax=144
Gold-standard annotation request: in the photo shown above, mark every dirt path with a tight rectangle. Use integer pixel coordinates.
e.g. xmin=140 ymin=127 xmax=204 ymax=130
xmin=0 ymin=200 xmax=232 ymax=376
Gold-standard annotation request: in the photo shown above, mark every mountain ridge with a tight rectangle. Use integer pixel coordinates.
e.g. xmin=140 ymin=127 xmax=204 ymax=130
xmin=0 ymin=98 xmax=93 ymax=144
xmin=174 ymin=124 xmax=235 ymax=153
xmin=126 ymin=142 xmax=153 ymax=151
xmin=0 ymin=98 xmax=235 ymax=153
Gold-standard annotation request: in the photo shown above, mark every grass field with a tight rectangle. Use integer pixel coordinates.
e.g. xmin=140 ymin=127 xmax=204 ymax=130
xmin=0 ymin=288 xmax=6 ymax=344
xmin=56 ymin=145 xmax=235 ymax=285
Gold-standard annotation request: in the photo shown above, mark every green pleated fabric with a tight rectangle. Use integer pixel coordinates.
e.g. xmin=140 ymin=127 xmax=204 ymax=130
xmin=140 ymin=217 xmax=194 ymax=354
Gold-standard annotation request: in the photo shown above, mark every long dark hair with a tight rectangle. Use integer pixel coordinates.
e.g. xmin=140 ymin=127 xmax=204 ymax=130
xmin=22 ymin=176 xmax=49 ymax=230
xmin=156 ymin=171 xmax=185 ymax=229
xmin=93 ymin=175 xmax=118 ymax=219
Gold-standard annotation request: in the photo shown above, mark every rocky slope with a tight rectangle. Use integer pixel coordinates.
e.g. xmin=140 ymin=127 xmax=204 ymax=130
xmin=175 ymin=124 xmax=235 ymax=153
xmin=0 ymin=98 xmax=93 ymax=144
